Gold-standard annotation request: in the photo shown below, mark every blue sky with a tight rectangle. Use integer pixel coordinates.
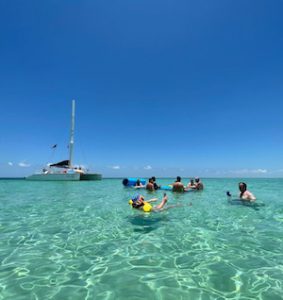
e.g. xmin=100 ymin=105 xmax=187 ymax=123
xmin=0 ymin=0 xmax=283 ymax=178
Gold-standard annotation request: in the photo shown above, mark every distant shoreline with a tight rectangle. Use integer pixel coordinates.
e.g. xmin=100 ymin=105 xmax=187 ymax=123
xmin=0 ymin=177 xmax=282 ymax=180
xmin=0 ymin=177 xmax=26 ymax=180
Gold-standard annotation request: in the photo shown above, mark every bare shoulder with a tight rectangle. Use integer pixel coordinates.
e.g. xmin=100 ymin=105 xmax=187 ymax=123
xmin=244 ymin=190 xmax=256 ymax=201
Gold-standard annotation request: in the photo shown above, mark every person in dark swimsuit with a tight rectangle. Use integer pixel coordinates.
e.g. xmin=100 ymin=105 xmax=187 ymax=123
xmin=151 ymin=176 xmax=160 ymax=190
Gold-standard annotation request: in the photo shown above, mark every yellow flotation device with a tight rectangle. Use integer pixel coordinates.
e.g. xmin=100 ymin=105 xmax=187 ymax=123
xmin=143 ymin=202 xmax=152 ymax=212
xmin=128 ymin=199 xmax=152 ymax=212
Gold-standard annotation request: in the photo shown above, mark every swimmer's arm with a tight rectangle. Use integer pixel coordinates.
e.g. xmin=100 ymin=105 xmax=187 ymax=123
xmin=245 ymin=191 xmax=256 ymax=202
xmin=240 ymin=191 xmax=256 ymax=202
xmin=146 ymin=198 xmax=158 ymax=203
xmin=186 ymin=184 xmax=194 ymax=188
xmin=184 ymin=186 xmax=194 ymax=191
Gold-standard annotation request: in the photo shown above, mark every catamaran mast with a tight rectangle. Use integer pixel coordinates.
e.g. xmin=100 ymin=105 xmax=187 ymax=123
xmin=69 ymin=99 xmax=75 ymax=168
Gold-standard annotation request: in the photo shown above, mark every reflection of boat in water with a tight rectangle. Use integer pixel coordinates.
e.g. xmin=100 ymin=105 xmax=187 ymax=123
xmin=26 ymin=100 xmax=102 ymax=181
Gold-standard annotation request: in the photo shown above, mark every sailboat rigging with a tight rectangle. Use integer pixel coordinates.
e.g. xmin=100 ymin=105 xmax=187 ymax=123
xmin=26 ymin=100 xmax=102 ymax=181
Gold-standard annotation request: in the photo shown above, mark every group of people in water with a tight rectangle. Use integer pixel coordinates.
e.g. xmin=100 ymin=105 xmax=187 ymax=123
xmin=135 ymin=176 xmax=204 ymax=192
xmin=172 ymin=176 xmax=204 ymax=192
xmin=130 ymin=177 xmax=256 ymax=212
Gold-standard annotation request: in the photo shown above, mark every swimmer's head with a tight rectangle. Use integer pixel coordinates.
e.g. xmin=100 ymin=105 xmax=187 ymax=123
xmin=176 ymin=176 xmax=181 ymax=182
xmin=131 ymin=194 xmax=140 ymax=203
xmin=239 ymin=182 xmax=247 ymax=191
xmin=129 ymin=195 xmax=140 ymax=206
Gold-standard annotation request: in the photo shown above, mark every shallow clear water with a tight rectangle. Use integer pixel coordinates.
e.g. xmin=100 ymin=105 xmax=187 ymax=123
xmin=0 ymin=178 xmax=282 ymax=299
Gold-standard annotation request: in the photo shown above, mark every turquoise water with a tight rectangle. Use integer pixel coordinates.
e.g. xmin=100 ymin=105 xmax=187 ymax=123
xmin=0 ymin=178 xmax=283 ymax=300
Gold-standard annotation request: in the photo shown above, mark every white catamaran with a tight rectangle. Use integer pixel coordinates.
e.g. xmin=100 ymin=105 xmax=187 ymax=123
xmin=26 ymin=100 xmax=102 ymax=181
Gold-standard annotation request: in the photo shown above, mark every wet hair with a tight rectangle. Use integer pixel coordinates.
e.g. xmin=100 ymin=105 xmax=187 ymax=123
xmin=176 ymin=176 xmax=181 ymax=182
xmin=239 ymin=182 xmax=247 ymax=197
xmin=151 ymin=176 xmax=156 ymax=181
xmin=239 ymin=182 xmax=247 ymax=190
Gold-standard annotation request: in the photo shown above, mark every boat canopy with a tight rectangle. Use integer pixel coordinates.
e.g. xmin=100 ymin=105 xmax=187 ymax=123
xmin=49 ymin=160 xmax=70 ymax=168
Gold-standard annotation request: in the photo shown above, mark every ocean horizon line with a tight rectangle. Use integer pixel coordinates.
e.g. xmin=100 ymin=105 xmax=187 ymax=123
xmin=0 ymin=176 xmax=282 ymax=180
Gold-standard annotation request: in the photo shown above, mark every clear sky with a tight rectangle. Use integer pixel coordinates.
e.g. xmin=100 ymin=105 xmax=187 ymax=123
xmin=0 ymin=0 xmax=282 ymax=178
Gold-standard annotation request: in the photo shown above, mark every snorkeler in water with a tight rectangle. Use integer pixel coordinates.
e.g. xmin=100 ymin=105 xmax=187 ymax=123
xmin=129 ymin=193 xmax=168 ymax=212
xmin=129 ymin=193 xmax=192 ymax=212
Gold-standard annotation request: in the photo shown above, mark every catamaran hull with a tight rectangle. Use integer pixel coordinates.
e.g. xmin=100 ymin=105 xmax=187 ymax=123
xmin=26 ymin=173 xmax=80 ymax=181
xmin=80 ymin=173 xmax=102 ymax=180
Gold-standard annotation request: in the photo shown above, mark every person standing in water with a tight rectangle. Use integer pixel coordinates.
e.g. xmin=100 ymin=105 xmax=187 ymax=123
xmin=186 ymin=179 xmax=196 ymax=190
xmin=134 ymin=179 xmax=145 ymax=189
xmin=238 ymin=182 xmax=256 ymax=201
xmin=172 ymin=176 xmax=185 ymax=192
xmin=194 ymin=177 xmax=204 ymax=190
xmin=146 ymin=178 xmax=155 ymax=191
xmin=151 ymin=176 xmax=160 ymax=190
xmin=227 ymin=182 xmax=256 ymax=202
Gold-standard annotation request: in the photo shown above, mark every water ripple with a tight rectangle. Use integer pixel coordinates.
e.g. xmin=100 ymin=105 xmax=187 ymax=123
xmin=0 ymin=178 xmax=282 ymax=299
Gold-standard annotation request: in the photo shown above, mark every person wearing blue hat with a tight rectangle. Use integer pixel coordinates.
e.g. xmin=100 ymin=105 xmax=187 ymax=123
xmin=129 ymin=193 xmax=168 ymax=212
